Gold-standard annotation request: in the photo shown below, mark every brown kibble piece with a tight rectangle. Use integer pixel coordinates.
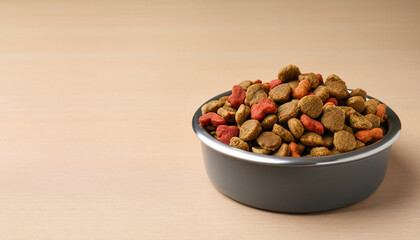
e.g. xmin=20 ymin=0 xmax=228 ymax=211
xmin=349 ymin=88 xmax=367 ymax=101
xmin=330 ymin=147 xmax=340 ymax=155
xmin=219 ymin=96 xmax=229 ymax=104
xmin=300 ymin=132 xmax=324 ymax=147
xmin=235 ymin=104 xmax=251 ymax=126
xmin=333 ymin=130 xmax=356 ymax=152
xmin=355 ymin=140 xmax=365 ymax=150
xmin=298 ymin=72 xmax=320 ymax=89
xmin=365 ymin=99 xmax=380 ymax=114
xmin=313 ymin=85 xmax=330 ymax=102
xmin=273 ymin=143 xmax=291 ymax=156
xmin=204 ymin=125 xmax=217 ymax=132
xmin=288 ymin=118 xmax=305 ymax=139
xmin=350 ymin=112 xmax=373 ymax=130
xmin=287 ymin=80 xmax=300 ymax=89
xmin=272 ymin=124 xmax=295 ymax=143
xmin=229 ymin=137 xmax=249 ymax=151
xmin=325 ymin=74 xmax=349 ymax=100
xmin=321 ymin=105 xmax=345 ymax=132
xmin=269 ymin=84 xmax=291 ymax=103
xmin=238 ymin=80 xmax=252 ymax=91
xmin=326 ymin=82 xmax=349 ymax=100
xmin=365 ymin=114 xmax=381 ymax=128
xmin=277 ymin=100 xmax=300 ymax=124
xmin=346 ymin=96 xmax=366 ymax=113
xmin=261 ymin=114 xmax=278 ymax=130
xmin=239 ymin=119 xmax=262 ymax=141
xmin=256 ymin=132 xmax=282 ymax=151
xmin=252 ymin=147 xmax=271 ymax=155
xmin=278 ymin=64 xmax=301 ymax=83
xmin=325 ymin=74 xmax=346 ymax=85
xmin=298 ymin=95 xmax=323 ymax=118
xmin=245 ymin=83 xmax=267 ymax=106
xmin=342 ymin=125 xmax=353 ymax=133
xmin=224 ymin=101 xmax=232 ymax=108
xmin=297 ymin=143 xmax=306 ymax=154
xmin=201 ymin=99 xmax=224 ymax=115
xmin=310 ymin=147 xmax=331 ymax=156
xmin=340 ymin=106 xmax=357 ymax=120
xmin=217 ymin=106 xmax=237 ymax=123
xmin=322 ymin=134 xmax=333 ymax=147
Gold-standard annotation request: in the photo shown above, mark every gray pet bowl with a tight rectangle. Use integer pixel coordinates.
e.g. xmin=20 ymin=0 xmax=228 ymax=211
xmin=192 ymin=90 xmax=401 ymax=213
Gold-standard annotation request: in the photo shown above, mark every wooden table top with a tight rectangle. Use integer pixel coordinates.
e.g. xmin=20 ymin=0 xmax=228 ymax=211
xmin=0 ymin=0 xmax=419 ymax=239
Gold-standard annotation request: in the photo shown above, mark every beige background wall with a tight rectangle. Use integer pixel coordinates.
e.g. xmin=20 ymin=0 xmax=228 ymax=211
xmin=0 ymin=0 xmax=419 ymax=239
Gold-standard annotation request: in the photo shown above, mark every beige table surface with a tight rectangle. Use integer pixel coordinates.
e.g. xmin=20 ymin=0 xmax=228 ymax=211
xmin=1 ymin=0 xmax=419 ymax=239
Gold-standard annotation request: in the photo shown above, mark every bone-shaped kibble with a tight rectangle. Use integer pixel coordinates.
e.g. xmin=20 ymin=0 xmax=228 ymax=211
xmin=216 ymin=125 xmax=239 ymax=144
xmin=300 ymin=114 xmax=324 ymax=135
xmin=199 ymin=112 xmax=226 ymax=126
xmin=227 ymin=85 xmax=246 ymax=108
xmin=250 ymin=98 xmax=277 ymax=121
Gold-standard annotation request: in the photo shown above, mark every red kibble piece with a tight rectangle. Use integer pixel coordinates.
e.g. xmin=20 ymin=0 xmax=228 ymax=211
xmin=268 ymin=79 xmax=283 ymax=90
xmin=292 ymin=79 xmax=311 ymax=99
xmin=262 ymin=82 xmax=270 ymax=91
xmin=289 ymin=142 xmax=301 ymax=157
xmin=375 ymin=104 xmax=386 ymax=121
xmin=317 ymin=73 xmax=323 ymax=84
xmin=216 ymin=125 xmax=239 ymax=144
xmin=199 ymin=112 xmax=227 ymax=126
xmin=356 ymin=128 xmax=383 ymax=143
xmin=250 ymin=98 xmax=277 ymax=121
xmin=325 ymin=98 xmax=338 ymax=106
xmin=227 ymin=85 xmax=246 ymax=108
xmin=300 ymin=114 xmax=324 ymax=135
xmin=323 ymin=102 xmax=335 ymax=107
xmin=308 ymin=92 xmax=315 ymax=96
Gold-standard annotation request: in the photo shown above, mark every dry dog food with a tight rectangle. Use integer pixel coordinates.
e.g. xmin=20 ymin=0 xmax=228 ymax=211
xmin=198 ymin=65 xmax=388 ymax=157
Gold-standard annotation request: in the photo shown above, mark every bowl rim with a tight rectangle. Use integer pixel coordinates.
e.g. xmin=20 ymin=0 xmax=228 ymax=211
xmin=192 ymin=89 xmax=401 ymax=167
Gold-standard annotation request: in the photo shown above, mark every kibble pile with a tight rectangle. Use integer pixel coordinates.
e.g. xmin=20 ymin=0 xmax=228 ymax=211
xmin=199 ymin=65 xmax=387 ymax=157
